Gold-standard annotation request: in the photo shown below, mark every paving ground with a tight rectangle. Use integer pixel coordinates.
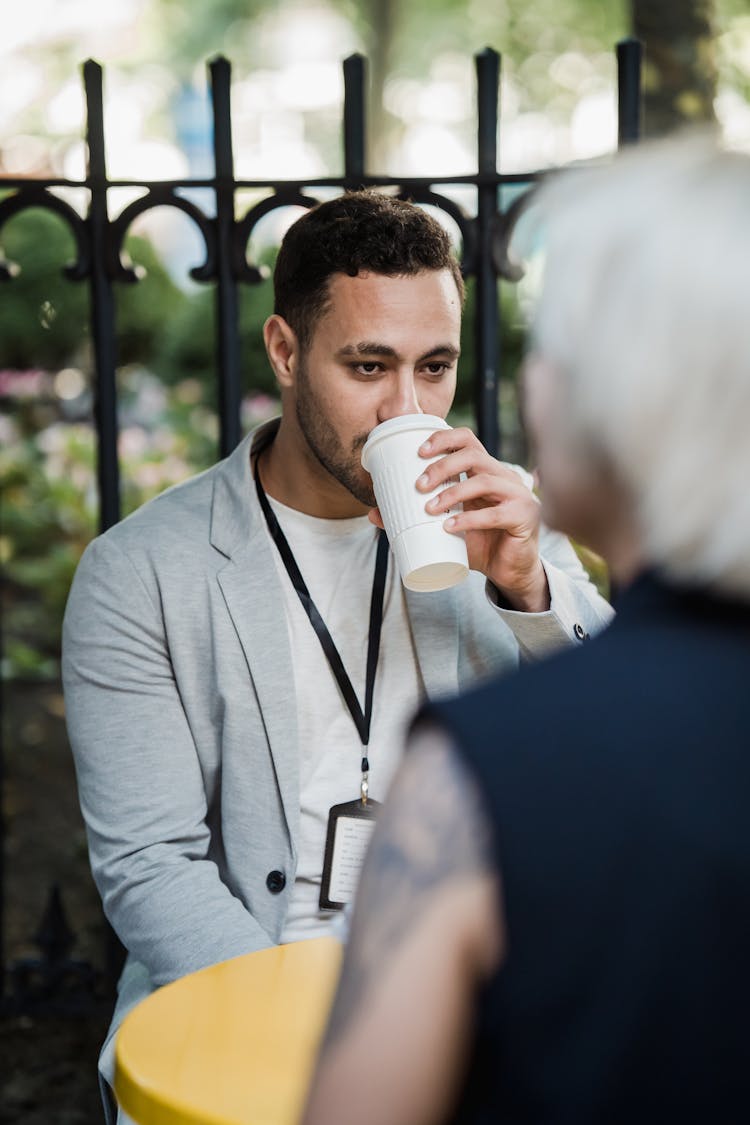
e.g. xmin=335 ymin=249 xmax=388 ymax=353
xmin=2 ymin=681 xmax=111 ymax=1124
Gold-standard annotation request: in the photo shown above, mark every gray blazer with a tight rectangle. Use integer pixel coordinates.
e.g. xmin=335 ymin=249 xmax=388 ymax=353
xmin=62 ymin=421 xmax=612 ymax=1106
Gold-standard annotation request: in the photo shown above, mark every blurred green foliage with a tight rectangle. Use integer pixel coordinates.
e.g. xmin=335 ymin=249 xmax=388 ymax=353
xmin=1 ymin=424 xmax=96 ymax=680
xmin=154 ymin=260 xmax=278 ymax=401
xmin=0 ymin=208 xmax=184 ymax=371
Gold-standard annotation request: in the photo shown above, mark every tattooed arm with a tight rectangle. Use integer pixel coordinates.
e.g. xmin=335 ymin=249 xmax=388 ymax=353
xmin=302 ymin=724 xmax=505 ymax=1125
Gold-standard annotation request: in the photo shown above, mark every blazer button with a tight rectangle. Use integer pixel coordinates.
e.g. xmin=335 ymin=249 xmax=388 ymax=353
xmin=573 ymin=623 xmax=589 ymax=641
xmin=266 ymin=870 xmax=286 ymax=894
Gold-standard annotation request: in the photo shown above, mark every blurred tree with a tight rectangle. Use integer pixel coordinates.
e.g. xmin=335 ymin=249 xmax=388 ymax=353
xmin=632 ymin=0 xmax=718 ymax=134
xmin=354 ymin=0 xmax=743 ymax=160
xmin=364 ymin=0 xmax=627 ymax=164
xmin=142 ymin=0 xmax=270 ymax=80
xmin=716 ymin=0 xmax=750 ymax=108
xmin=4 ymin=0 xmax=748 ymax=179
xmin=132 ymin=0 xmax=629 ymax=168
xmin=357 ymin=0 xmax=398 ymax=170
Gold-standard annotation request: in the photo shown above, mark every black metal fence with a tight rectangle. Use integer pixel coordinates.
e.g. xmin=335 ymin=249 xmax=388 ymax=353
xmin=0 ymin=40 xmax=642 ymax=1013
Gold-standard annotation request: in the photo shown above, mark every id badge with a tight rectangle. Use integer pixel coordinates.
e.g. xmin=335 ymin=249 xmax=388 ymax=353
xmin=319 ymin=798 xmax=381 ymax=911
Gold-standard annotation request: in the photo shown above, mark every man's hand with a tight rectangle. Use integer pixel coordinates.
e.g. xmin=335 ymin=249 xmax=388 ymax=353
xmin=371 ymin=426 xmax=549 ymax=612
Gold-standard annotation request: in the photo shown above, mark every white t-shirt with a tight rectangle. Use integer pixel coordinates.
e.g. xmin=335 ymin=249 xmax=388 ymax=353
xmin=264 ymin=497 xmax=424 ymax=944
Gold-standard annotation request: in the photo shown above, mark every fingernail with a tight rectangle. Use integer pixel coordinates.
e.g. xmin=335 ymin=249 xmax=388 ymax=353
xmin=417 ymin=473 xmax=430 ymax=488
xmin=419 ymin=440 xmax=432 ymax=453
xmin=426 ymin=496 xmax=439 ymax=510
xmin=444 ymin=517 xmax=456 ymax=530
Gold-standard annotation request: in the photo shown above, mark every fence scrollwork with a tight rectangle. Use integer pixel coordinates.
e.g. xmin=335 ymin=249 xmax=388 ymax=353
xmin=107 ymin=187 xmax=218 ymax=283
xmin=232 ymin=188 xmax=319 ymax=283
xmin=0 ymin=185 xmax=91 ymax=281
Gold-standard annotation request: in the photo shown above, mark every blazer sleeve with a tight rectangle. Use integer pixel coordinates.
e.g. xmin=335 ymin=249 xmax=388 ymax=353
xmin=62 ymin=534 xmax=274 ymax=988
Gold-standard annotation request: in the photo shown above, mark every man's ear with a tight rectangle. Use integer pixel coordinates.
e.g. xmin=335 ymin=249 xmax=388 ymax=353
xmin=263 ymin=315 xmax=299 ymax=389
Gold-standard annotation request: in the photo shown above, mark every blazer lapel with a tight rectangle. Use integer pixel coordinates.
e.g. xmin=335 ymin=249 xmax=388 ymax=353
xmin=405 ymin=585 xmax=460 ymax=702
xmin=211 ymin=427 xmax=300 ymax=854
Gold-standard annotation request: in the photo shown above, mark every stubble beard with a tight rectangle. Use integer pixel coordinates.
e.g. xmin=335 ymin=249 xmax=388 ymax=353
xmin=295 ymin=363 xmax=376 ymax=508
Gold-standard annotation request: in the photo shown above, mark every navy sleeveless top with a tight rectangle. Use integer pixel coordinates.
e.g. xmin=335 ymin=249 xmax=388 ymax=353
xmin=427 ymin=573 xmax=750 ymax=1124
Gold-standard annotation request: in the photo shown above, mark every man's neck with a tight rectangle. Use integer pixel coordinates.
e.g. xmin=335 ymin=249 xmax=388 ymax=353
xmin=257 ymin=418 xmax=370 ymax=520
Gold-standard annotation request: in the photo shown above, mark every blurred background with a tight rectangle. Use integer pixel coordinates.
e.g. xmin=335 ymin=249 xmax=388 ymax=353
xmin=1 ymin=1 xmax=748 ymax=1121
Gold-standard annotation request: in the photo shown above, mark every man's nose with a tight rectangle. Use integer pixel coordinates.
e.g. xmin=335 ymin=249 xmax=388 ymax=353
xmin=376 ymin=371 xmax=421 ymax=423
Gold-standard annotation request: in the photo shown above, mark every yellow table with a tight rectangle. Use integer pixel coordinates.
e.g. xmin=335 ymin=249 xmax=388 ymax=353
xmin=114 ymin=937 xmax=343 ymax=1125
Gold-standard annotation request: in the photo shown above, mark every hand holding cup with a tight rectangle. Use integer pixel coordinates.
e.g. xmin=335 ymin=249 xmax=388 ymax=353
xmin=409 ymin=424 xmax=550 ymax=612
xmin=365 ymin=419 xmax=550 ymax=611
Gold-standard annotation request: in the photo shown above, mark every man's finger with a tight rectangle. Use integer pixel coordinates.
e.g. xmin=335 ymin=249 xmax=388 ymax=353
xmin=424 ymin=470 xmax=534 ymax=512
xmin=443 ymin=498 xmax=539 ymax=537
xmin=418 ymin=426 xmax=478 ymax=459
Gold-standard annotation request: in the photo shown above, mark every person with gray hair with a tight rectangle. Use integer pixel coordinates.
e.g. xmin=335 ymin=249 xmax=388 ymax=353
xmin=302 ymin=135 xmax=750 ymax=1125
xmin=528 ymin=135 xmax=750 ymax=600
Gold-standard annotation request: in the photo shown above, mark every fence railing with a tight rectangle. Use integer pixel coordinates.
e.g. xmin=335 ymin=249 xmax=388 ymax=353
xmin=0 ymin=39 xmax=642 ymax=1012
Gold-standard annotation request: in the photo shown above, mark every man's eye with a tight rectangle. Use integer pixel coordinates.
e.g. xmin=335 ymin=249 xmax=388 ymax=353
xmin=424 ymin=363 xmax=449 ymax=376
xmin=355 ymin=363 xmax=382 ymax=375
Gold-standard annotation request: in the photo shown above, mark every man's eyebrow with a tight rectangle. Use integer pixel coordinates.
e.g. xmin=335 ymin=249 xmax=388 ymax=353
xmin=336 ymin=342 xmax=399 ymax=358
xmin=336 ymin=342 xmax=460 ymax=361
xmin=418 ymin=345 xmax=460 ymax=362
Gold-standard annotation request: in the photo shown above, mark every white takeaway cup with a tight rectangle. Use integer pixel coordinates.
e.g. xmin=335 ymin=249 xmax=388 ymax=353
xmin=361 ymin=414 xmax=469 ymax=592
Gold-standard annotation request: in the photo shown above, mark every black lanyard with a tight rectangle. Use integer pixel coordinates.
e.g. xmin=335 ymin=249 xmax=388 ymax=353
xmin=255 ymin=466 xmax=389 ymax=781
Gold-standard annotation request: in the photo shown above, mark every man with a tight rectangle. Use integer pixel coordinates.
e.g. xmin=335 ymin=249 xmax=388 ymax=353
xmin=302 ymin=141 xmax=750 ymax=1125
xmin=62 ymin=191 xmax=610 ymax=1120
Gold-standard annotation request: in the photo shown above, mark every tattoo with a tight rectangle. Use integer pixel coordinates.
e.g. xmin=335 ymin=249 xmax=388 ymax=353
xmin=322 ymin=724 xmax=494 ymax=1048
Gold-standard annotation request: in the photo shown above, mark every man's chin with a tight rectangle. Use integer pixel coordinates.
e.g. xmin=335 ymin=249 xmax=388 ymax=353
xmin=346 ymin=481 xmax=377 ymax=510
xmin=339 ymin=470 xmax=376 ymax=509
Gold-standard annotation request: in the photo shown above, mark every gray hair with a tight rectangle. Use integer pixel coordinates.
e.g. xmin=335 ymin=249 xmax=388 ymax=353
xmin=532 ymin=134 xmax=750 ymax=598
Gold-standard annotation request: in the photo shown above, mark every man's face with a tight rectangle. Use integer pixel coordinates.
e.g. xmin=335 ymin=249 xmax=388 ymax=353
xmin=293 ymin=269 xmax=462 ymax=507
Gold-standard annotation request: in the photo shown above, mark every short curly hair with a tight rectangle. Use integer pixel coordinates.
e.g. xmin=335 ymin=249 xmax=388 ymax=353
xmin=273 ymin=191 xmax=464 ymax=350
